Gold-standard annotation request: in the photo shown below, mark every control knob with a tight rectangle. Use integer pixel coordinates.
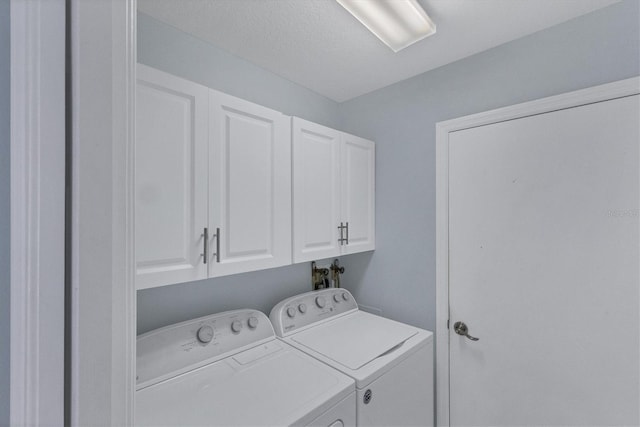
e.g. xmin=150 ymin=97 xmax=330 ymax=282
xmin=231 ymin=320 xmax=243 ymax=333
xmin=333 ymin=293 xmax=341 ymax=303
xmin=287 ymin=307 xmax=297 ymax=318
xmin=196 ymin=325 xmax=214 ymax=344
xmin=248 ymin=316 xmax=259 ymax=329
xmin=342 ymin=292 xmax=349 ymax=301
xmin=315 ymin=296 xmax=326 ymax=308
xmin=298 ymin=303 xmax=307 ymax=314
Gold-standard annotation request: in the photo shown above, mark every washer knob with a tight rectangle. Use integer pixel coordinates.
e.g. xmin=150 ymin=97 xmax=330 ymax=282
xmin=231 ymin=320 xmax=243 ymax=333
xmin=315 ymin=296 xmax=326 ymax=308
xmin=196 ymin=325 xmax=214 ymax=344
xmin=286 ymin=307 xmax=297 ymax=318
xmin=298 ymin=303 xmax=307 ymax=314
xmin=247 ymin=316 xmax=259 ymax=329
xmin=333 ymin=294 xmax=341 ymax=303
xmin=342 ymin=292 xmax=349 ymax=301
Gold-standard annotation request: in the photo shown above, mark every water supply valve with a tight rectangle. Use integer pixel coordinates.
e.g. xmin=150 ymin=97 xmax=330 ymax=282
xmin=330 ymin=258 xmax=345 ymax=288
xmin=311 ymin=261 xmax=329 ymax=290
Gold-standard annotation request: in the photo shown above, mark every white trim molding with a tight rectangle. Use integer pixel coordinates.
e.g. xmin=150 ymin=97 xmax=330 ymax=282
xmin=10 ymin=0 xmax=66 ymax=425
xmin=435 ymin=76 xmax=640 ymax=426
xmin=70 ymin=0 xmax=136 ymax=424
xmin=110 ymin=0 xmax=138 ymax=423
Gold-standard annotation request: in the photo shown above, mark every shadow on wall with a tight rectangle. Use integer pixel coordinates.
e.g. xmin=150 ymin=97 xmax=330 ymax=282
xmin=341 ymin=251 xmax=375 ymax=305
xmin=137 ymin=262 xmax=315 ymax=334
xmin=138 ymin=253 xmax=377 ymax=335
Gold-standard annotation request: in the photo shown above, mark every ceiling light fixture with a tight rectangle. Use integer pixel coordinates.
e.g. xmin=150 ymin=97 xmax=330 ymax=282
xmin=336 ymin=0 xmax=436 ymax=52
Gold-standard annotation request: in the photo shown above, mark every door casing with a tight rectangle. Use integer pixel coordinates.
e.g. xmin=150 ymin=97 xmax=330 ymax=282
xmin=69 ymin=0 xmax=137 ymax=425
xmin=10 ymin=0 xmax=66 ymax=424
xmin=434 ymin=76 xmax=640 ymax=426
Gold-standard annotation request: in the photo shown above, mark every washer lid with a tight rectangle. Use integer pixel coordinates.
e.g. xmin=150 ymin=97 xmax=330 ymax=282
xmin=136 ymin=340 xmax=354 ymax=426
xmin=291 ymin=311 xmax=418 ymax=370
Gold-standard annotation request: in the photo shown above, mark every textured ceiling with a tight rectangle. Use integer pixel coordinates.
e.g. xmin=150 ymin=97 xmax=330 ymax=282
xmin=138 ymin=0 xmax=620 ymax=102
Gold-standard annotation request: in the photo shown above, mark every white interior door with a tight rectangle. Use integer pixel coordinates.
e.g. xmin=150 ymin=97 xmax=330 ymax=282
xmin=448 ymin=95 xmax=639 ymax=426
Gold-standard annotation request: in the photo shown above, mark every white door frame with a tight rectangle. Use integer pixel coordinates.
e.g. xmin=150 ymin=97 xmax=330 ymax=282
xmin=11 ymin=0 xmax=138 ymax=424
xmin=69 ymin=0 xmax=136 ymax=425
xmin=10 ymin=0 xmax=65 ymax=424
xmin=434 ymin=76 xmax=640 ymax=426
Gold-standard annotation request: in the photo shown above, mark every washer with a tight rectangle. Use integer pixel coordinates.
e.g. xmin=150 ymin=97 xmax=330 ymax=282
xmin=270 ymin=289 xmax=433 ymax=427
xmin=136 ymin=309 xmax=356 ymax=426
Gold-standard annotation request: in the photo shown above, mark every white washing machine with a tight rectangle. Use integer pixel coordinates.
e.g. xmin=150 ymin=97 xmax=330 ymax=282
xmin=136 ymin=309 xmax=356 ymax=426
xmin=270 ymin=289 xmax=434 ymax=427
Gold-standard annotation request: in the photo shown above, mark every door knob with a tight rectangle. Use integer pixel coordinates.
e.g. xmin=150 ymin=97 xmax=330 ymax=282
xmin=453 ymin=321 xmax=479 ymax=341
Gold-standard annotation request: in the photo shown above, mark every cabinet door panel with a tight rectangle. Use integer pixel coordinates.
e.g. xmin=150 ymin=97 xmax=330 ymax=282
xmin=292 ymin=118 xmax=342 ymax=263
xmin=210 ymin=91 xmax=291 ymax=276
xmin=135 ymin=65 xmax=208 ymax=289
xmin=341 ymin=134 xmax=375 ymax=254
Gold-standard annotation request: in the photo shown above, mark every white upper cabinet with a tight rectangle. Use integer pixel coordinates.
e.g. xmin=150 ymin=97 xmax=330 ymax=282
xmin=208 ymin=91 xmax=292 ymax=276
xmin=135 ymin=64 xmax=209 ymax=289
xmin=135 ymin=65 xmax=374 ymax=288
xmin=292 ymin=117 xmax=375 ymax=263
xmin=340 ymin=133 xmax=376 ymax=255
xmin=135 ymin=65 xmax=292 ymax=289
xmin=292 ymin=118 xmax=342 ymax=263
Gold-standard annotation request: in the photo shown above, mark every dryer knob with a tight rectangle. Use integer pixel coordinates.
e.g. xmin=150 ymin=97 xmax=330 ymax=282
xmin=231 ymin=320 xmax=243 ymax=333
xmin=196 ymin=325 xmax=214 ymax=344
xmin=333 ymin=294 xmax=341 ymax=303
xmin=298 ymin=303 xmax=307 ymax=314
xmin=286 ymin=307 xmax=297 ymax=318
xmin=247 ymin=316 xmax=259 ymax=329
xmin=315 ymin=296 xmax=326 ymax=308
xmin=342 ymin=292 xmax=349 ymax=301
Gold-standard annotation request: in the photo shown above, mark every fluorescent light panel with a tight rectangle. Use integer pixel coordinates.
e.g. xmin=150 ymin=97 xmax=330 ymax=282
xmin=337 ymin=0 xmax=436 ymax=52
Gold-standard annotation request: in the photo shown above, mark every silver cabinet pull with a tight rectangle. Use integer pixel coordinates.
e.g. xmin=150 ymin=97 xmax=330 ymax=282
xmin=454 ymin=321 xmax=479 ymax=341
xmin=345 ymin=222 xmax=349 ymax=245
xmin=213 ymin=227 xmax=220 ymax=263
xmin=337 ymin=222 xmax=350 ymax=245
xmin=202 ymin=227 xmax=209 ymax=264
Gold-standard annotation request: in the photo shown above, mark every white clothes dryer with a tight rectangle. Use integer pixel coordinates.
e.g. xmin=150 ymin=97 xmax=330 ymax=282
xmin=270 ymin=289 xmax=433 ymax=427
xmin=136 ymin=309 xmax=356 ymax=426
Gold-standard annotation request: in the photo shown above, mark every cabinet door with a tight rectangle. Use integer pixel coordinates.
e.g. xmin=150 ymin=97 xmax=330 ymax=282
xmin=292 ymin=118 xmax=342 ymax=263
xmin=341 ymin=133 xmax=375 ymax=254
xmin=209 ymin=91 xmax=291 ymax=276
xmin=135 ymin=65 xmax=208 ymax=289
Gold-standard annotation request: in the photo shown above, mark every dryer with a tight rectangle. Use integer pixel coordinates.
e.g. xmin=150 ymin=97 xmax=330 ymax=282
xmin=270 ymin=289 xmax=433 ymax=427
xmin=136 ymin=309 xmax=356 ymax=426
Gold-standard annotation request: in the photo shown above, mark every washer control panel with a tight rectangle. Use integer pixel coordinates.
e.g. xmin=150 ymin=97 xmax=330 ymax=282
xmin=136 ymin=310 xmax=273 ymax=389
xmin=269 ymin=289 xmax=358 ymax=337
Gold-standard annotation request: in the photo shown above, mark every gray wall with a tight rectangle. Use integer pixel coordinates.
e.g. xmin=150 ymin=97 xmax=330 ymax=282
xmin=338 ymin=0 xmax=640 ymax=331
xmin=137 ymin=12 xmax=340 ymax=130
xmin=0 ymin=0 xmax=9 ymax=424
xmin=136 ymin=13 xmax=343 ymax=334
xmin=137 ymin=2 xmax=640 ymax=335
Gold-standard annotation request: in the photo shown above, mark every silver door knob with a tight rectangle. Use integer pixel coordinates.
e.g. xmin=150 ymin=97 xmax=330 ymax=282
xmin=454 ymin=321 xmax=479 ymax=341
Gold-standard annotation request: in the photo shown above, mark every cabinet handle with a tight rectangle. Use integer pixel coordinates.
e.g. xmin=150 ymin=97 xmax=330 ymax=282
xmin=202 ymin=227 xmax=208 ymax=264
xmin=338 ymin=222 xmax=345 ymax=245
xmin=345 ymin=222 xmax=349 ymax=245
xmin=213 ymin=227 xmax=220 ymax=263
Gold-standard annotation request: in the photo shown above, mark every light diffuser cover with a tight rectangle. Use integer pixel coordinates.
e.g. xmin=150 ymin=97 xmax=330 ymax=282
xmin=337 ymin=0 xmax=437 ymax=52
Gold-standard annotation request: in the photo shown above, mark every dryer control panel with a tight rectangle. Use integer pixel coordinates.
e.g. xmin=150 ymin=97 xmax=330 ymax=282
xmin=136 ymin=310 xmax=274 ymax=389
xmin=270 ymin=289 xmax=358 ymax=337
